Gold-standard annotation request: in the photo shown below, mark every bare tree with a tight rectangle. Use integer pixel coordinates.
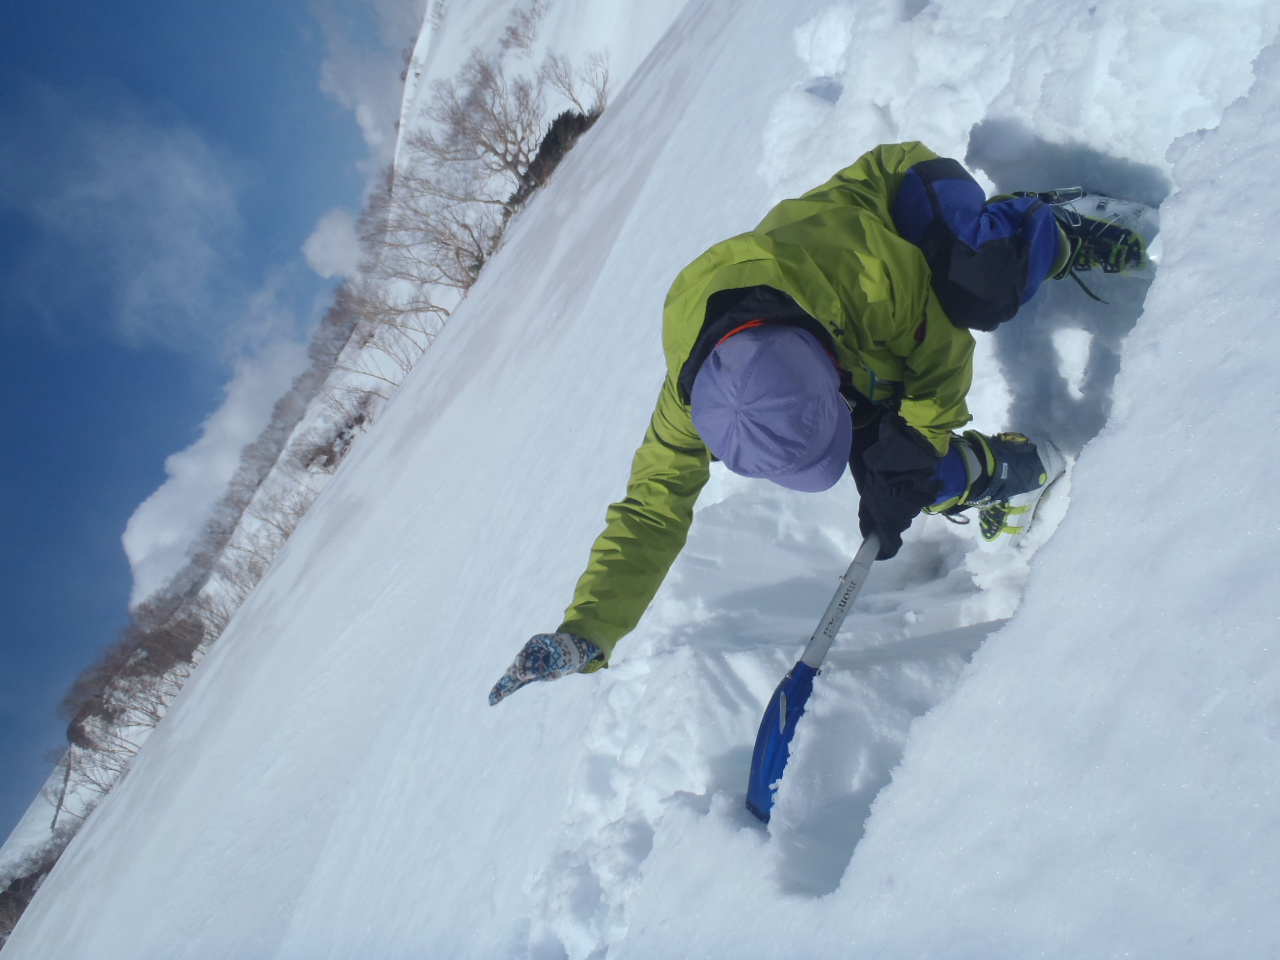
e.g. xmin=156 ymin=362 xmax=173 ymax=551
xmin=412 ymin=51 xmax=546 ymax=197
xmin=0 ymin=823 xmax=78 ymax=946
xmin=541 ymin=51 xmax=610 ymax=118
xmin=429 ymin=0 xmax=447 ymax=30
xmin=321 ymin=386 xmax=383 ymax=439
xmin=187 ymin=589 xmax=237 ymax=637
xmin=500 ymin=0 xmax=547 ymax=52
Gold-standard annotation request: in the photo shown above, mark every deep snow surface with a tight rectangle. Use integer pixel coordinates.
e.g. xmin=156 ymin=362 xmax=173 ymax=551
xmin=6 ymin=1 xmax=1280 ymax=957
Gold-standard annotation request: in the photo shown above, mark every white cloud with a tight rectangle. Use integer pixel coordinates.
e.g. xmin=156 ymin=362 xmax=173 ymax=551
xmin=122 ymin=339 xmax=309 ymax=605
xmin=228 ymin=265 xmax=315 ymax=357
xmin=122 ymin=264 xmax=317 ymax=605
xmin=303 ymin=207 xmax=362 ymax=278
xmin=0 ymin=84 xmax=247 ymax=355
xmin=311 ymin=0 xmax=429 ymax=167
xmin=4 ymin=2 xmax=433 ymax=610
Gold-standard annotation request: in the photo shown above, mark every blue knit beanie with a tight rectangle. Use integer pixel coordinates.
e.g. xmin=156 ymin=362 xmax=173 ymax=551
xmin=690 ymin=325 xmax=851 ymax=492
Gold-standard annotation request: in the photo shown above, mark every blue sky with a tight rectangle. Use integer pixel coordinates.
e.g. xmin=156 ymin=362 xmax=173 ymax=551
xmin=0 ymin=0 xmax=424 ymax=837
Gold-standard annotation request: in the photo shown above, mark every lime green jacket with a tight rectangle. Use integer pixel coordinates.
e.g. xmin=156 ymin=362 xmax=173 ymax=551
xmin=560 ymin=142 xmax=975 ymax=665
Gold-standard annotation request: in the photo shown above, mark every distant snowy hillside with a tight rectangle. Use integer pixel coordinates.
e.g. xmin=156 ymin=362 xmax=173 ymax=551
xmin=5 ymin=1 xmax=1280 ymax=957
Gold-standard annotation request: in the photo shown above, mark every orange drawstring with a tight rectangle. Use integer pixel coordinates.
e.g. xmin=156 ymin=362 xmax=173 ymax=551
xmin=713 ymin=318 xmax=770 ymax=348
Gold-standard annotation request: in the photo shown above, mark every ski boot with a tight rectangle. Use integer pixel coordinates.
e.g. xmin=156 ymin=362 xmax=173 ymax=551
xmin=1027 ymin=188 xmax=1161 ymax=294
xmin=925 ymin=431 xmax=1067 ymax=542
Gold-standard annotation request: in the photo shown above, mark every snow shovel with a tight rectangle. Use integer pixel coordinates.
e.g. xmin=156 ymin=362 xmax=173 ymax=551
xmin=745 ymin=535 xmax=880 ymax=822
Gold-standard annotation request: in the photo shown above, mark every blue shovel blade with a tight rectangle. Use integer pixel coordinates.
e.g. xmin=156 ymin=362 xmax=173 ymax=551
xmin=745 ymin=661 xmax=817 ymax=822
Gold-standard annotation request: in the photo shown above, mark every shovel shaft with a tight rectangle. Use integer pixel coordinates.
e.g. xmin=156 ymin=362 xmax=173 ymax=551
xmin=798 ymin=534 xmax=880 ymax=669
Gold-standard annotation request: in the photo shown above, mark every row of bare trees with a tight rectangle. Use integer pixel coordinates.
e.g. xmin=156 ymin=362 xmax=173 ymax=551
xmin=5 ymin=19 xmax=610 ymax=945
xmin=346 ymin=45 xmax=607 ymax=391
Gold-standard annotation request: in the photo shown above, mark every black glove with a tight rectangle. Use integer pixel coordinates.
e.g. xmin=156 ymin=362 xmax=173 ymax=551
xmin=854 ymin=414 xmax=942 ymax=560
xmin=488 ymin=632 xmax=604 ymax=705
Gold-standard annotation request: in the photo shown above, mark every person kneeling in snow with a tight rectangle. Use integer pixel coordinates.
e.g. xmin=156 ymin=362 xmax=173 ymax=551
xmin=490 ymin=141 xmax=1148 ymax=705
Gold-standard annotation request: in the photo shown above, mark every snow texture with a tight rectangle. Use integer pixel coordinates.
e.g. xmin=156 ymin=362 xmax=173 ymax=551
xmin=6 ymin=0 xmax=1280 ymax=957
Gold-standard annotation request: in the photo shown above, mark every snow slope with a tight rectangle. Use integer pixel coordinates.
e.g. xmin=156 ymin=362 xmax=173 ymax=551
xmin=7 ymin=0 xmax=1280 ymax=957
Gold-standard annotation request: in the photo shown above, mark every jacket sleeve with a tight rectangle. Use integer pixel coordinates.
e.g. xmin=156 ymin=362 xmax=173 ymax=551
xmin=897 ymin=300 xmax=976 ymax=455
xmin=557 ymin=376 xmax=711 ymax=667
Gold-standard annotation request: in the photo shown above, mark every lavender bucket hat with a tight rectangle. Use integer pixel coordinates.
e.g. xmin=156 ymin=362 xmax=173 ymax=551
xmin=690 ymin=325 xmax=852 ymax=492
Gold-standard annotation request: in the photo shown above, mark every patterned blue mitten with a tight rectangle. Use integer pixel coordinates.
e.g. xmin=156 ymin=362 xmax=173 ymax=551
xmin=488 ymin=633 xmax=603 ymax=705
